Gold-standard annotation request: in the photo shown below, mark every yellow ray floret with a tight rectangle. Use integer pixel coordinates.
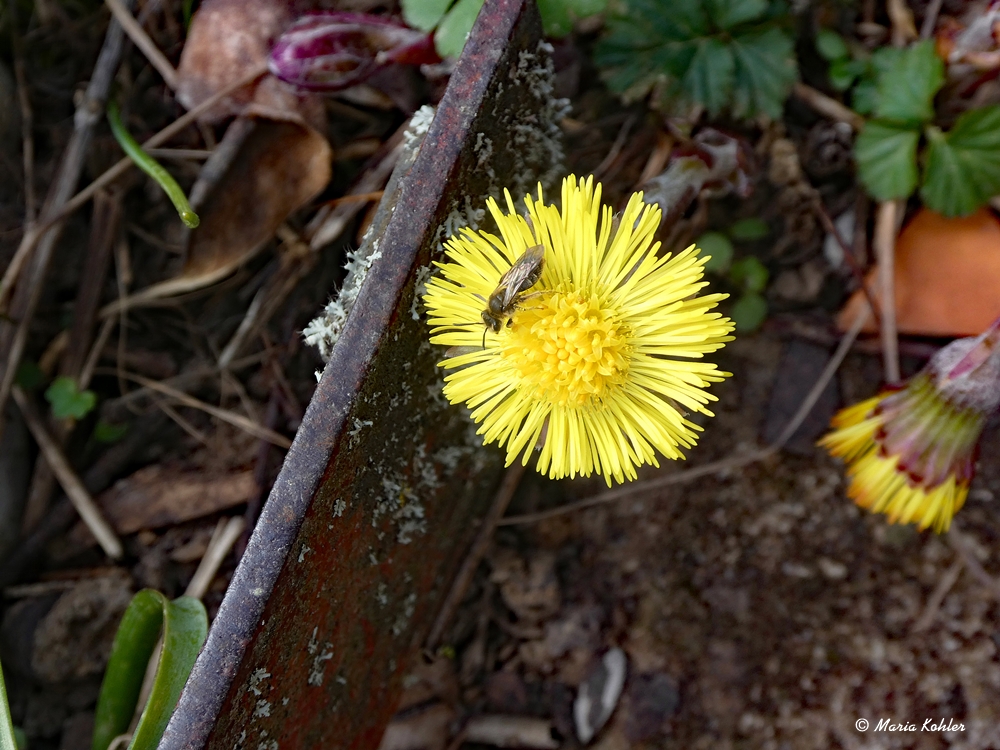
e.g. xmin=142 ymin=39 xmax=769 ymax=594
xmin=819 ymin=390 xmax=970 ymax=533
xmin=423 ymin=175 xmax=735 ymax=485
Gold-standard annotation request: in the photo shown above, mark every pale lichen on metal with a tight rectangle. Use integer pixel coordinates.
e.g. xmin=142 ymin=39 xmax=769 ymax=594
xmin=159 ymin=1 xmax=563 ymax=748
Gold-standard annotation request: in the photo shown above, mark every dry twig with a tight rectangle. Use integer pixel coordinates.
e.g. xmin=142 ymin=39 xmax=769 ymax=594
xmin=426 ymin=461 xmax=528 ymax=650
xmin=96 ymin=368 xmax=292 ymax=448
xmin=103 ymin=0 xmax=179 ymax=89
xmin=12 ymin=386 xmax=123 ymax=559
xmin=792 ymin=83 xmax=865 ymax=131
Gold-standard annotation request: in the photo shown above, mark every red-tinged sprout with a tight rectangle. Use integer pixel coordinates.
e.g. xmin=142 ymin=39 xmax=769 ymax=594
xmin=269 ymin=12 xmax=440 ymax=92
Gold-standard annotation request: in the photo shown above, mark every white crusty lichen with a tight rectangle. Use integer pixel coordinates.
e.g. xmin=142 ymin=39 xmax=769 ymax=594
xmin=303 ymin=107 xmax=435 ymax=363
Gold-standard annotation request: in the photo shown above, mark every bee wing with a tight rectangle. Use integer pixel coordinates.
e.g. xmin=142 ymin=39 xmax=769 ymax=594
xmin=497 ymin=245 xmax=545 ymax=308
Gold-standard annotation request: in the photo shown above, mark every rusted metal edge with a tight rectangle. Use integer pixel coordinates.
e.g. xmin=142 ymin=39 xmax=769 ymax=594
xmin=158 ymin=1 xmax=537 ymax=747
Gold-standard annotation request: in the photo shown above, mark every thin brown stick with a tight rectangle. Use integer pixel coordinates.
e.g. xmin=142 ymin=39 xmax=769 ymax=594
xmin=95 ymin=368 xmax=292 ymax=448
xmin=318 ymin=191 xmax=385 ymax=208
xmin=104 ymin=0 xmax=178 ymax=89
xmin=812 ymin=202 xmax=881 ymax=328
xmin=920 ymin=0 xmax=944 ymax=38
xmin=12 ymin=41 xmax=36 ymax=224
xmin=874 ymin=200 xmax=901 ymax=384
xmin=792 ymin=83 xmax=865 ymax=131
xmin=499 ymin=303 xmax=872 ymax=526
xmin=0 ymin=63 xmax=267 ymax=313
xmin=12 ymin=386 xmax=123 ymax=559
xmin=912 ymin=558 xmax=963 ymax=633
xmin=426 ymin=461 xmax=528 ymax=650
xmin=947 ymin=526 xmax=1000 ymax=601
xmin=185 ymin=516 xmax=244 ymax=598
xmin=0 ymin=5 xmax=133 ymax=438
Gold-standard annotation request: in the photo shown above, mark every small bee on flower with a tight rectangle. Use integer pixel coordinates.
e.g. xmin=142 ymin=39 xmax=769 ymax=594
xmin=422 ymin=175 xmax=735 ymax=485
xmin=819 ymin=320 xmax=1000 ymax=533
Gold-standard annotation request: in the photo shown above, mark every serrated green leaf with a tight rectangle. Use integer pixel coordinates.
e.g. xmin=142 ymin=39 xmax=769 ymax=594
xmin=706 ymin=0 xmax=768 ymax=28
xmin=684 ymin=38 xmax=735 ymax=116
xmin=94 ymin=420 xmax=129 ymax=444
xmin=829 ymin=57 xmax=865 ymax=91
xmin=731 ymin=292 xmax=768 ymax=331
xmin=539 ymin=0 xmax=607 ymax=36
xmin=728 ymin=217 xmax=770 ymax=240
xmin=815 ymin=28 xmax=849 ymax=62
xmin=920 ymin=107 xmax=1000 ymax=217
xmin=696 ymin=231 xmax=735 ymax=272
xmin=92 ymin=590 xmax=208 ymax=750
xmin=851 ymin=78 xmax=878 ymax=115
xmin=730 ymin=26 xmax=797 ymax=118
xmin=45 ymin=376 xmax=96 ymax=420
xmin=872 ymin=40 xmax=944 ymax=124
xmin=854 ymin=121 xmax=920 ymax=200
xmin=401 ymin=0 xmax=453 ymax=32
xmin=434 ymin=0 xmax=483 ymax=58
xmin=730 ymin=256 xmax=769 ymax=292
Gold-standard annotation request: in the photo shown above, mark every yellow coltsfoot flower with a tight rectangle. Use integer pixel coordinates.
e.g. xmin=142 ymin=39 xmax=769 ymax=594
xmin=820 ymin=323 xmax=1000 ymax=533
xmin=422 ymin=175 xmax=735 ymax=485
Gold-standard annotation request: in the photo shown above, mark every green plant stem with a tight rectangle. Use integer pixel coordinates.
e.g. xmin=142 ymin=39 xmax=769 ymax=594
xmin=106 ymin=101 xmax=199 ymax=228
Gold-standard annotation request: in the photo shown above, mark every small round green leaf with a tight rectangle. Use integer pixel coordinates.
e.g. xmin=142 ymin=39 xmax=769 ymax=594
xmin=829 ymin=57 xmax=865 ymax=91
xmin=731 ymin=292 xmax=768 ymax=332
xmin=44 ymin=376 xmax=96 ymax=421
xmin=695 ymin=232 xmax=734 ymax=273
xmin=728 ymin=217 xmax=770 ymax=241
xmin=729 ymin=256 xmax=769 ymax=293
xmin=816 ymin=29 xmax=849 ymax=62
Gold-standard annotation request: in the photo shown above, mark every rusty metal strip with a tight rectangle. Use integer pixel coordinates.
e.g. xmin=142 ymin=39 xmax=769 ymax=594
xmin=159 ymin=1 xmax=554 ymax=747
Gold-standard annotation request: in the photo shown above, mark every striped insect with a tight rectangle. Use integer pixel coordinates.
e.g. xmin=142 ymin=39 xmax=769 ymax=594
xmin=479 ymin=244 xmax=545 ymax=346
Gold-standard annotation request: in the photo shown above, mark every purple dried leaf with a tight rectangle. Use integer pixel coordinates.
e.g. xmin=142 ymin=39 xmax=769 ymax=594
xmin=269 ymin=12 xmax=440 ymax=92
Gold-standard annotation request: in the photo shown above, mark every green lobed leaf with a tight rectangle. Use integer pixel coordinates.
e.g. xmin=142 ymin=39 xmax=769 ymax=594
xmin=433 ymin=0 xmax=483 ymax=58
xmin=728 ymin=217 xmax=770 ymax=241
xmin=401 ymin=0 xmax=454 ymax=32
xmin=695 ymin=231 xmax=735 ymax=273
xmin=92 ymin=590 xmax=208 ymax=750
xmin=854 ymin=121 xmax=920 ymax=201
xmin=683 ymin=38 xmax=735 ymax=117
xmin=851 ymin=78 xmax=878 ymax=116
xmin=815 ymin=28 xmax=849 ymax=62
xmin=920 ymin=106 xmax=1000 ymax=217
xmin=828 ymin=57 xmax=866 ymax=91
xmin=731 ymin=291 xmax=768 ymax=332
xmin=45 ymin=376 xmax=96 ymax=421
xmin=705 ymin=0 xmax=768 ymax=29
xmin=729 ymin=26 xmax=797 ymax=118
xmin=872 ymin=41 xmax=944 ymax=124
xmin=730 ymin=256 xmax=769 ymax=293
xmin=538 ymin=0 xmax=607 ymax=37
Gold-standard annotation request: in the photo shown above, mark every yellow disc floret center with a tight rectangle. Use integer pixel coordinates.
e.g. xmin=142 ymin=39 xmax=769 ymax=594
xmin=500 ymin=291 xmax=630 ymax=407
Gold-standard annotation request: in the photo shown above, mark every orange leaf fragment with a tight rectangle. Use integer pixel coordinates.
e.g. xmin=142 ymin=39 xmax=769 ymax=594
xmin=838 ymin=208 xmax=1000 ymax=336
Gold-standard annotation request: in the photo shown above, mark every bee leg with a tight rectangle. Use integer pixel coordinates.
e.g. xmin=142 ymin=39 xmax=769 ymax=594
xmin=482 ymin=328 xmax=487 ymax=349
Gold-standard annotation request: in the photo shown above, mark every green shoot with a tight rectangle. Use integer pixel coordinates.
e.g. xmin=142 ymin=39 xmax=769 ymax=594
xmin=107 ymin=101 xmax=200 ymax=229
